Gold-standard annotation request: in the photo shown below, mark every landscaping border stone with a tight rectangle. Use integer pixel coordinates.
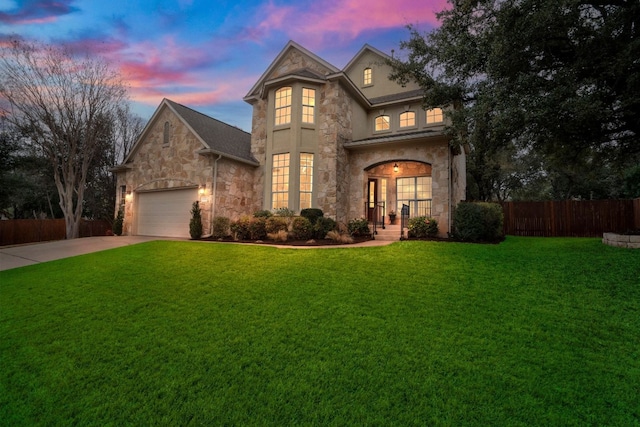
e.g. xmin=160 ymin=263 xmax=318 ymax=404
xmin=602 ymin=232 xmax=640 ymax=249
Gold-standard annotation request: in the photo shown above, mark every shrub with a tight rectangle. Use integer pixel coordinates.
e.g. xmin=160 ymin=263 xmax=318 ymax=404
xmin=249 ymin=217 xmax=267 ymax=240
xmin=274 ymin=207 xmax=296 ymax=217
xmin=452 ymin=202 xmax=504 ymax=242
xmin=300 ymin=208 xmax=324 ymax=225
xmin=231 ymin=216 xmax=267 ymax=240
xmin=230 ymin=216 xmax=252 ymax=240
xmin=408 ymin=216 xmax=439 ymax=238
xmin=313 ymin=216 xmax=336 ymax=239
xmin=265 ymin=216 xmax=289 ymax=234
xmin=113 ymin=205 xmax=124 ymax=236
xmin=267 ymin=229 xmax=289 ymax=242
xmin=291 ymin=216 xmax=313 ymax=240
xmin=212 ymin=216 xmax=230 ymax=239
xmin=347 ymin=218 xmax=370 ymax=237
xmin=326 ymin=230 xmax=354 ymax=244
xmin=189 ymin=201 xmax=203 ymax=239
xmin=253 ymin=210 xmax=273 ymax=218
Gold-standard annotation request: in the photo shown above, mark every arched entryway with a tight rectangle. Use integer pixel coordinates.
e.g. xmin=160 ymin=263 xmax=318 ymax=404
xmin=364 ymin=160 xmax=433 ymax=223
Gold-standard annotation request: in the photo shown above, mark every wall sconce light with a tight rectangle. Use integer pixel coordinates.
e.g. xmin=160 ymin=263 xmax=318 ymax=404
xmin=199 ymin=186 xmax=205 ymax=195
xmin=393 ymin=163 xmax=399 ymax=173
xmin=125 ymin=191 xmax=132 ymax=201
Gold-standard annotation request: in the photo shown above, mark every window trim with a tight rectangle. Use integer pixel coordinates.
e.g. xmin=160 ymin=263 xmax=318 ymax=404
xmin=399 ymin=111 xmax=417 ymax=129
xmin=271 ymin=152 xmax=290 ymax=210
xmin=299 ymin=153 xmax=314 ymax=210
xmin=274 ymin=87 xmax=292 ymax=126
xmin=301 ymin=87 xmax=315 ymax=125
xmin=374 ymin=114 xmax=391 ymax=132
xmin=426 ymin=107 xmax=444 ymax=125
xmin=363 ymin=67 xmax=372 ymax=86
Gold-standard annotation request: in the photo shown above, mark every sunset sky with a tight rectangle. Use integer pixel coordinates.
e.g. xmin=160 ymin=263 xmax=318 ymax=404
xmin=0 ymin=0 xmax=447 ymax=131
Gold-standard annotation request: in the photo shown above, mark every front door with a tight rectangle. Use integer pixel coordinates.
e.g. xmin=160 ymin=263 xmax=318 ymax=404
xmin=367 ymin=179 xmax=377 ymax=222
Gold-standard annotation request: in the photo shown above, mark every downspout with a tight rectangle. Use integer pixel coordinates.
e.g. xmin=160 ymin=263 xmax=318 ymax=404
xmin=211 ymin=154 xmax=222 ymax=230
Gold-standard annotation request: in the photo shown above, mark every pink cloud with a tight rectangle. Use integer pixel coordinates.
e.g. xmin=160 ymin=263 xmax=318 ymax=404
xmin=0 ymin=0 xmax=78 ymax=25
xmin=256 ymin=0 xmax=448 ymax=48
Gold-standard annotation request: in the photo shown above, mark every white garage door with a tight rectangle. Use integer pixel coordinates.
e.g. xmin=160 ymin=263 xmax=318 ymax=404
xmin=136 ymin=188 xmax=198 ymax=238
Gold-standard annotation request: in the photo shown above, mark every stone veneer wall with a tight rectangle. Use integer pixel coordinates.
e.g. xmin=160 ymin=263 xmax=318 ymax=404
xmin=249 ymin=98 xmax=267 ymax=213
xmin=346 ymin=139 xmax=451 ymax=236
xmin=116 ymin=106 xmax=257 ymax=236
xmin=317 ymin=81 xmax=352 ymax=223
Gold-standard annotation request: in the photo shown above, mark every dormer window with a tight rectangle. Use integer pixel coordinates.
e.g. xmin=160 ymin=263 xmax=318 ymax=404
xmin=275 ymin=87 xmax=292 ymax=126
xmin=363 ymin=68 xmax=372 ymax=86
xmin=426 ymin=108 xmax=444 ymax=124
xmin=399 ymin=111 xmax=416 ymax=128
xmin=375 ymin=115 xmax=390 ymax=131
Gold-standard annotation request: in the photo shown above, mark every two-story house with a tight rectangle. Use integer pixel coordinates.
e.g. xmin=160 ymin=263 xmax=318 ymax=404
xmin=113 ymin=41 xmax=465 ymax=238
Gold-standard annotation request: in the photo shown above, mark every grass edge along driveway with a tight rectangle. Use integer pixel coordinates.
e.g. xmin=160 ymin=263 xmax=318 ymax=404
xmin=1 ymin=237 xmax=639 ymax=426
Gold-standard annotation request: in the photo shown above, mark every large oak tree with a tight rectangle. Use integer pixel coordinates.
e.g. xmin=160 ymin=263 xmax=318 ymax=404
xmin=0 ymin=39 xmax=128 ymax=238
xmin=390 ymin=0 xmax=640 ymax=200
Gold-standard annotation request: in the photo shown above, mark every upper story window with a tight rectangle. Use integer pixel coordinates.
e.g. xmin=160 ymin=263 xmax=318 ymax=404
xmin=163 ymin=121 xmax=170 ymax=146
xmin=399 ymin=111 xmax=416 ymax=128
xmin=302 ymin=88 xmax=315 ymax=124
xmin=363 ymin=68 xmax=372 ymax=85
xmin=375 ymin=115 xmax=390 ymax=131
xmin=426 ymin=108 xmax=444 ymax=124
xmin=275 ymin=87 xmax=292 ymax=126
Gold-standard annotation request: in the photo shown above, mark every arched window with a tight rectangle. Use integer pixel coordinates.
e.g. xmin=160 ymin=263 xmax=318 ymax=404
xmin=275 ymin=87 xmax=292 ymax=125
xmin=426 ymin=108 xmax=444 ymax=124
xmin=375 ymin=115 xmax=390 ymax=131
xmin=163 ymin=121 xmax=170 ymax=145
xmin=399 ymin=111 xmax=416 ymax=128
xmin=363 ymin=68 xmax=372 ymax=85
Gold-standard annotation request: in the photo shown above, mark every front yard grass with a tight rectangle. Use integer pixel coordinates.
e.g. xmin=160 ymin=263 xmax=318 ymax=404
xmin=1 ymin=237 xmax=639 ymax=426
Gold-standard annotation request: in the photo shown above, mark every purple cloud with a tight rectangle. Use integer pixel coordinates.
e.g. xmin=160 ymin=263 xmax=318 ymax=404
xmin=0 ymin=0 xmax=79 ymax=25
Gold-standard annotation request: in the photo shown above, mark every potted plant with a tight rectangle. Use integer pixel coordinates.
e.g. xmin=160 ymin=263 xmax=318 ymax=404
xmin=388 ymin=210 xmax=397 ymax=224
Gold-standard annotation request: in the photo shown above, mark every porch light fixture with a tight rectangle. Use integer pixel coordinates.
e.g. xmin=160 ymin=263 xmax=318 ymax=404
xmin=393 ymin=163 xmax=399 ymax=173
xmin=199 ymin=186 xmax=205 ymax=195
xmin=125 ymin=190 xmax=132 ymax=201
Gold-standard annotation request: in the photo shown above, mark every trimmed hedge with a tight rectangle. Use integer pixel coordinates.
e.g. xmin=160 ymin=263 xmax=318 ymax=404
xmin=300 ymin=208 xmax=324 ymax=225
xmin=407 ymin=216 xmax=439 ymax=238
xmin=291 ymin=217 xmax=313 ymax=240
xmin=452 ymin=202 xmax=504 ymax=242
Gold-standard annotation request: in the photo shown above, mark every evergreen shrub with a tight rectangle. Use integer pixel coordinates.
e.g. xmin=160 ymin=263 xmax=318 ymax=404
xmin=347 ymin=218 xmax=370 ymax=237
xmin=291 ymin=217 xmax=313 ymax=240
xmin=212 ymin=216 xmax=230 ymax=239
xmin=408 ymin=216 xmax=439 ymax=238
xmin=189 ymin=201 xmax=203 ymax=239
xmin=300 ymin=208 xmax=324 ymax=225
xmin=452 ymin=202 xmax=504 ymax=242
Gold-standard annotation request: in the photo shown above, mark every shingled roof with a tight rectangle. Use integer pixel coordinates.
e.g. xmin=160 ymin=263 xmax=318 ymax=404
xmin=164 ymin=99 xmax=257 ymax=165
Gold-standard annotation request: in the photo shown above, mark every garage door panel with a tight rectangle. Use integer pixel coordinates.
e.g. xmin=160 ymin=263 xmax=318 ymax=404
xmin=136 ymin=189 xmax=198 ymax=238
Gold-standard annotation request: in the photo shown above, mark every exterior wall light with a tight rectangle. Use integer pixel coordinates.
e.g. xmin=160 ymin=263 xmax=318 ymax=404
xmin=199 ymin=186 xmax=205 ymax=195
xmin=125 ymin=191 xmax=132 ymax=201
xmin=393 ymin=163 xmax=399 ymax=173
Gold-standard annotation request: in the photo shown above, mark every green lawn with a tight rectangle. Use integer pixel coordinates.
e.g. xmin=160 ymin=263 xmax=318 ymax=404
xmin=1 ymin=237 xmax=639 ymax=426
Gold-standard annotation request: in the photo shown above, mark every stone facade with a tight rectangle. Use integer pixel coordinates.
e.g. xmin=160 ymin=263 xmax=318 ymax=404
xmin=115 ymin=102 xmax=256 ymax=236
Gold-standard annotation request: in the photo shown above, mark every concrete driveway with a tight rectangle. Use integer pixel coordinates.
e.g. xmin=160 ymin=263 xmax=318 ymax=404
xmin=0 ymin=236 xmax=165 ymax=272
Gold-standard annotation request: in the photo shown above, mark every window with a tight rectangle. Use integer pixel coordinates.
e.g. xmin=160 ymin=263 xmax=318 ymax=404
xmin=399 ymin=111 xmax=416 ymax=128
xmin=302 ymin=88 xmax=315 ymax=124
xmin=275 ymin=87 xmax=292 ymax=125
xmin=375 ymin=115 xmax=390 ymax=131
xmin=163 ymin=121 xmax=170 ymax=145
xmin=363 ymin=68 xmax=372 ymax=85
xmin=299 ymin=153 xmax=314 ymax=210
xmin=397 ymin=176 xmax=432 ymax=217
xmin=271 ymin=153 xmax=290 ymax=209
xmin=426 ymin=108 xmax=444 ymax=124
xmin=120 ymin=185 xmax=126 ymax=206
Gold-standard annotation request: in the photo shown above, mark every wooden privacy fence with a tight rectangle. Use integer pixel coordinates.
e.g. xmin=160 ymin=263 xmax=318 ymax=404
xmin=500 ymin=199 xmax=640 ymax=237
xmin=0 ymin=219 xmax=111 ymax=246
